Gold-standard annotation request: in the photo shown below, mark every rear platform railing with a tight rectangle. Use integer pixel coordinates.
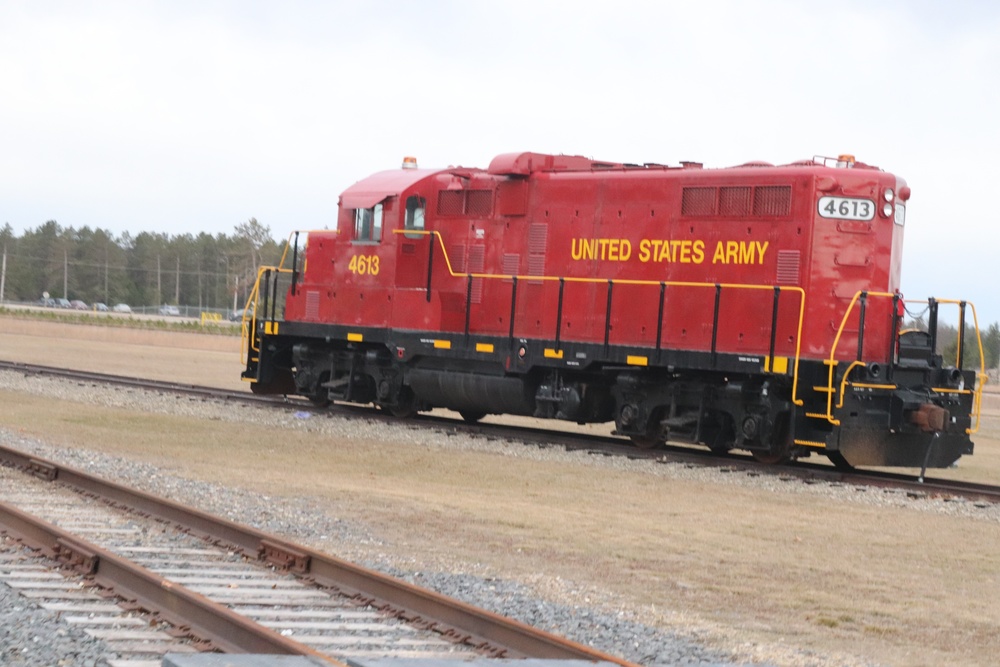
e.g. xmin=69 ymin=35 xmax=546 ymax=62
xmin=241 ymin=232 xmax=303 ymax=368
xmin=823 ymin=292 xmax=985 ymax=433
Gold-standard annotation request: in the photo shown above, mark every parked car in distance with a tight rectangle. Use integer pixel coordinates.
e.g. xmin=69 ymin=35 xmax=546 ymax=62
xmin=93 ymin=302 xmax=109 ymax=312
xmin=229 ymin=307 xmax=254 ymax=321
xmin=159 ymin=305 xmax=181 ymax=316
xmin=69 ymin=300 xmax=88 ymax=310
xmin=54 ymin=298 xmax=71 ymax=308
xmin=112 ymin=303 xmax=132 ymax=313
xmin=38 ymin=297 xmax=56 ymax=308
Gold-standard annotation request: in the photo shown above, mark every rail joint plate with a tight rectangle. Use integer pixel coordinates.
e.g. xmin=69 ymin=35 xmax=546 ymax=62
xmin=54 ymin=537 xmax=99 ymax=575
xmin=259 ymin=538 xmax=311 ymax=573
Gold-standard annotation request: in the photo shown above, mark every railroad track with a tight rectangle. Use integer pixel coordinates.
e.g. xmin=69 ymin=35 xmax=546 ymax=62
xmin=0 ymin=444 xmax=635 ymax=666
xmin=3 ymin=359 xmax=999 ymax=506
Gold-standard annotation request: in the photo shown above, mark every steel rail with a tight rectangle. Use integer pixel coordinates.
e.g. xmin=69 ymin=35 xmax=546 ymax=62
xmin=3 ymin=359 xmax=999 ymax=505
xmin=0 ymin=360 xmax=284 ymax=406
xmin=0 ymin=444 xmax=637 ymax=666
xmin=0 ymin=496 xmax=338 ymax=661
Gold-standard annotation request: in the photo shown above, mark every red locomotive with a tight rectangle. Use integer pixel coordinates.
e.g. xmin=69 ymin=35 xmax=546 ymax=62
xmin=241 ymin=152 xmax=984 ymax=469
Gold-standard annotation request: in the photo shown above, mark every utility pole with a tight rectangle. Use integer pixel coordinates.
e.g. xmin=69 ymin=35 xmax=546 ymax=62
xmin=63 ymin=249 xmax=68 ymax=298
xmin=104 ymin=245 xmax=109 ymax=304
xmin=0 ymin=246 xmax=6 ymax=303
xmin=156 ymin=254 xmax=161 ymax=306
xmin=175 ymin=255 xmax=180 ymax=304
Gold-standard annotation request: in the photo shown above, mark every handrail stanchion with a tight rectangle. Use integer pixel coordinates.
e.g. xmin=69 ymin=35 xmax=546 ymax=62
xmin=711 ymin=284 xmax=721 ymax=368
xmin=555 ymin=278 xmax=565 ymax=346
xmin=604 ymin=280 xmax=614 ymax=356
xmin=655 ymin=282 xmax=665 ymax=362
xmin=290 ymin=232 xmax=300 ymax=297
xmin=425 ymin=239 xmax=434 ymax=303
xmin=887 ymin=293 xmax=900 ymax=382
xmin=464 ymin=274 xmax=473 ymax=345
xmin=958 ymin=301 xmax=966 ymax=370
xmin=768 ymin=286 xmax=780 ymax=371
xmin=856 ymin=291 xmax=868 ymax=362
xmin=260 ymin=269 xmax=271 ymax=323
xmin=508 ymin=276 xmax=518 ymax=350
xmin=928 ymin=297 xmax=938 ymax=354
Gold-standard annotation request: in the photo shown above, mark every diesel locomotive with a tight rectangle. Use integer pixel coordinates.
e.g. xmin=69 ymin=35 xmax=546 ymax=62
xmin=240 ymin=152 xmax=984 ymax=469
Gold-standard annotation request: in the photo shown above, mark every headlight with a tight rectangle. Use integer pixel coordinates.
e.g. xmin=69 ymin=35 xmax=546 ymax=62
xmin=883 ymin=203 xmax=893 ymax=217
xmin=884 ymin=188 xmax=894 ymax=202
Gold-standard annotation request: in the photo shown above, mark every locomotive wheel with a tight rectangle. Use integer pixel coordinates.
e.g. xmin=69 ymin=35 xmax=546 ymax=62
xmin=751 ymin=411 xmax=791 ymax=464
xmin=459 ymin=410 xmax=486 ymax=423
xmin=308 ymin=372 xmax=331 ymax=408
xmin=750 ymin=449 xmax=792 ymax=465
xmin=630 ymin=434 xmax=664 ymax=449
xmin=384 ymin=387 xmax=418 ymax=419
xmin=309 ymin=394 xmax=331 ymax=408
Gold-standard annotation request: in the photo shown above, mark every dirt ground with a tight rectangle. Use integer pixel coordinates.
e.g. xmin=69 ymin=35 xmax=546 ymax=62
xmin=1 ymin=314 xmax=999 ymax=666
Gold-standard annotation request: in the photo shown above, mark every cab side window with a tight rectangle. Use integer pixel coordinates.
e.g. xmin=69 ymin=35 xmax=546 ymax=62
xmin=354 ymin=203 xmax=383 ymax=242
xmin=405 ymin=195 xmax=426 ymax=236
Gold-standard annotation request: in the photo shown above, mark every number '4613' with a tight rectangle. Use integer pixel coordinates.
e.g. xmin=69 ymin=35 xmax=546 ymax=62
xmin=817 ymin=196 xmax=874 ymax=221
xmin=349 ymin=254 xmax=380 ymax=275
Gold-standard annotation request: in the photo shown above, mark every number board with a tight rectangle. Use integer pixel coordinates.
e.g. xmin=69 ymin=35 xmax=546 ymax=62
xmin=818 ymin=196 xmax=875 ymax=221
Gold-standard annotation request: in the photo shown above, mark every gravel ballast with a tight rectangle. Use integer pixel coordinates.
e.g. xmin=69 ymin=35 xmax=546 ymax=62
xmin=2 ymin=370 xmax=996 ymax=666
xmin=0 ymin=543 xmax=106 ymax=667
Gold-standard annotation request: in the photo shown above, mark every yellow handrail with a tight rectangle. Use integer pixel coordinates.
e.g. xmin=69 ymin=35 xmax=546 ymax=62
xmin=241 ymin=231 xmax=310 ymax=362
xmin=395 ymin=229 xmax=807 ymax=406
xmin=240 ymin=264 xmax=294 ymax=362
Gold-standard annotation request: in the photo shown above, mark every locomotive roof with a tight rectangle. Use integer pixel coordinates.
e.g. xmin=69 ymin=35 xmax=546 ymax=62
xmin=339 ymin=168 xmax=443 ymax=209
xmin=338 ymin=152 xmax=888 ymax=209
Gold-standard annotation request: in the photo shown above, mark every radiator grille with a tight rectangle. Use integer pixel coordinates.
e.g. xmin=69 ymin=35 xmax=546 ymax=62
xmin=437 ymin=191 xmax=464 ymax=216
xmin=527 ymin=254 xmax=546 ymax=284
xmin=466 ymin=190 xmax=493 ymax=217
xmin=436 ymin=189 xmax=494 ymax=217
xmin=528 ymin=223 xmax=548 ymax=254
xmin=527 ymin=223 xmax=547 ymax=285
xmin=468 ymin=246 xmax=485 ymax=303
xmin=502 ymin=253 xmax=520 ymax=282
xmin=450 ymin=244 xmax=467 ymax=272
xmin=776 ymin=250 xmax=801 ymax=284
xmin=719 ymin=186 xmax=751 ymax=216
xmin=681 ymin=187 xmax=716 ymax=216
xmin=682 ymin=184 xmax=792 ymax=218
xmin=753 ymin=185 xmax=792 ymax=216
xmin=305 ymin=290 xmax=320 ymax=320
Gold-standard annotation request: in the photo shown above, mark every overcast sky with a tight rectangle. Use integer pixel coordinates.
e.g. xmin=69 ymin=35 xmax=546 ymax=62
xmin=2 ymin=1 xmax=999 ymax=322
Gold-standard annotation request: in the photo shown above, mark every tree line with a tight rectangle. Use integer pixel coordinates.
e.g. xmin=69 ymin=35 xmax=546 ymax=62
xmin=2 ymin=218 xmax=998 ymax=371
xmin=0 ymin=218 xmax=283 ymax=312
xmin=940 ymin=321 xmax=1000 ymax=374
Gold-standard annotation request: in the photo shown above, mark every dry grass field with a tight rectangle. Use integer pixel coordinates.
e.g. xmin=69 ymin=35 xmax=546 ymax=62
xmin=1 ymin=313 xmax=999 ymax=666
